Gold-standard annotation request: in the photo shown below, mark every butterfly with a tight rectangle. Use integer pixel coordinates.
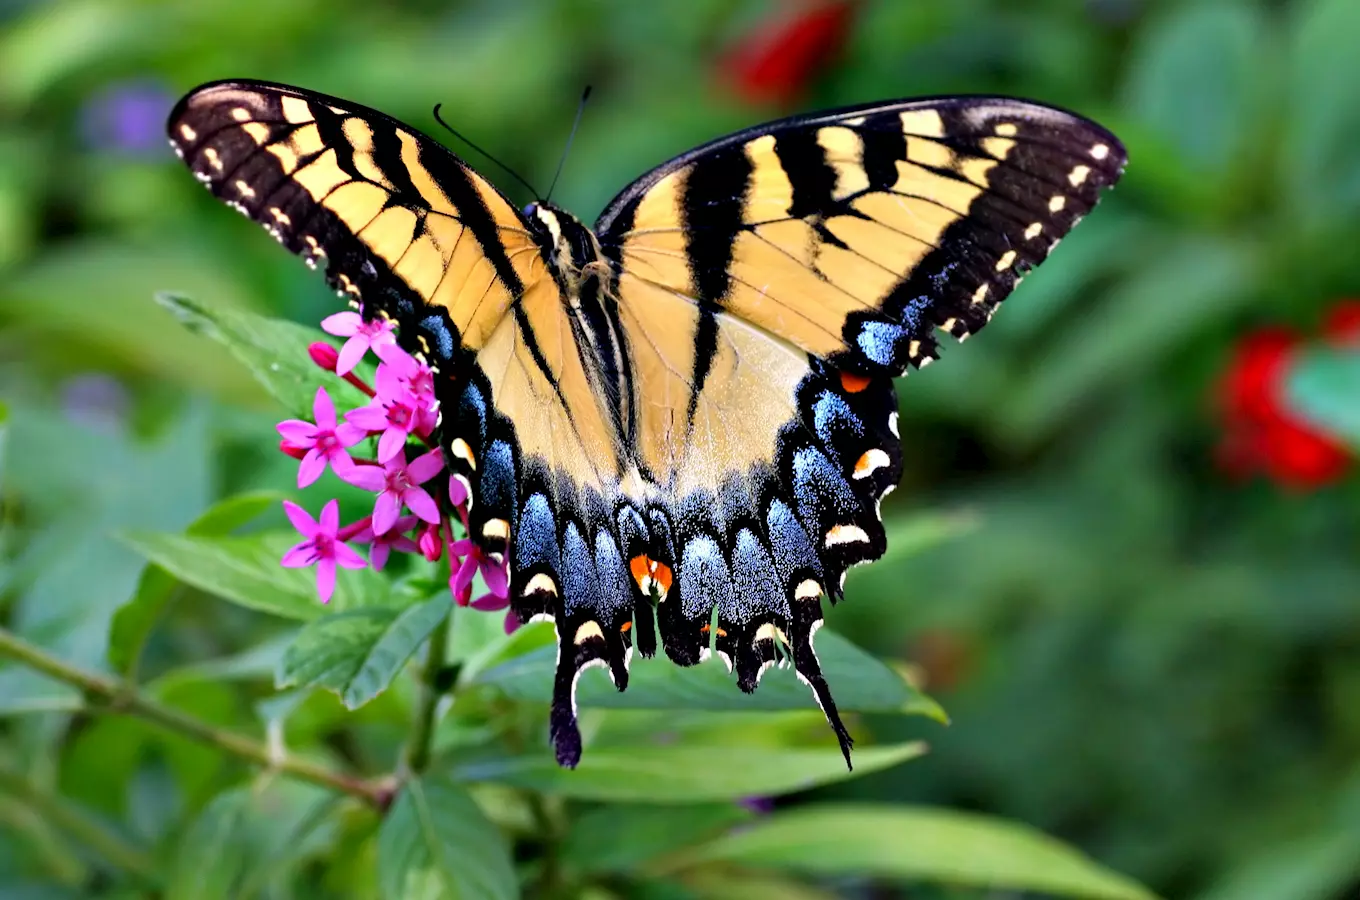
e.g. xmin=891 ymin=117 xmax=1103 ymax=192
xmin=167 ymin=80 xmax=1125 ymax=768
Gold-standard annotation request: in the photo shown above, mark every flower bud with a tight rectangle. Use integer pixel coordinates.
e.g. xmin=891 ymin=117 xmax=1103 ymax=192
xmin=419 ymin=524 xmax=442 ymax=562
xmin=308 ymin=342 xmax=340 ymax=372
xmin=279 ymin=439 xmax=308 ymax=460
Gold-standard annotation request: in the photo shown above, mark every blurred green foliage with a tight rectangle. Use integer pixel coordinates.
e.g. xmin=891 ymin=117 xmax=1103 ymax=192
xmin=2 ymin=0 xmax=1359 ymax=898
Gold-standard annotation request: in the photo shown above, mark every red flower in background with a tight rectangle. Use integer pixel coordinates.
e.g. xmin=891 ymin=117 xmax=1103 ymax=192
xmin=1216 ymin=302 xmax=1360 ymax=489
xmin=721 ymin=1 xmax=857 ymax=107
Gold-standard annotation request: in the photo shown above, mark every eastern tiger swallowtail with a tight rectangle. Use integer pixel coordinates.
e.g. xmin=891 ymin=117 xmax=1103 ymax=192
xmin=167 ymin=80 xmax=1126 ymax=768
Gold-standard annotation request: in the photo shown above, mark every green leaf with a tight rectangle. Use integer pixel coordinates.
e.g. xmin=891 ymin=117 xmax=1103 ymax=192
xmin=454 ymin=740 xmax=925 ymax=802
xmin=1286 ymin=349 xmax=1360 ymax=450
xmin=4 ymin=242 xmax=260 ymax=402
xmin=564 ymin=804 xmax=754 ymax=875
xmin=1123 ymin=2 xmax=1267 ymax=176
xmin=155 ymin=292 xmax=367 ymax=419
xmin=676 ymin=804 xmax=1158 ymax=900
xmin=1285 ymin=0 xmax=1360 ymax=225
xmin=471 ymin=624 xmax=940 ymax=718
xmin=166 ymin=781 xmax=334 ymax=900
xmin=1001 ymin=237 xmax=1256 ymax=444
xmin=377 ymin=775 xmax=518 ymax=900
xmin=109 ymin=492 xmax=283 ymax=676
xmin=119 ymin=530 xmax=393 ymax=620
xmin=276 ymin=595 xmax=450 ymax=709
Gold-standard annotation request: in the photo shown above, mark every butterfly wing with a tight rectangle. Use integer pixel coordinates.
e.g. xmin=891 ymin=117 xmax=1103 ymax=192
xmin=591 ymin=96 xmax=1126 ymax=758
xmin=168 ymin=80 xmax=627 ymax=559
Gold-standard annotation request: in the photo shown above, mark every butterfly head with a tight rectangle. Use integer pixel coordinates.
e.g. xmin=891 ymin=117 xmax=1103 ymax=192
xmin=524 ymin=201 xmax=603 ymax=285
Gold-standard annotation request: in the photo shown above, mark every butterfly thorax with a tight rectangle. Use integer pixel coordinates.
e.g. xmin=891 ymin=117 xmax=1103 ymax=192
xmin=523 ymin=201 xmax=610 ymax=300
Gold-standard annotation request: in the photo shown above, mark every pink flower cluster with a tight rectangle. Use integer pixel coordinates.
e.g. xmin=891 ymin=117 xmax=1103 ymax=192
xmin=277 ymin=312 xmax=515 ymax=631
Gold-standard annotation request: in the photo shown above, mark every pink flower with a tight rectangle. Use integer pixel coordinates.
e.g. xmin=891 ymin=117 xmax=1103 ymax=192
xmin=344 ymin=390 xmax=422 ymax=463
xmin=280 ymin=500 xmax=366 ymax=603
xmin=276 ymin=387 xmax=368 ymax=487
xmin=340 ymin=449 xmax=444 ymax=534
xmin=375 ymin=342 xmax=436 ymax=410
xmin=321 ymin=312 xmax=396 ymax=375
xmin=450 ymin=538 xmax=509 ymax=606
xmin=351 ymin=514 xmax=421 ymax=570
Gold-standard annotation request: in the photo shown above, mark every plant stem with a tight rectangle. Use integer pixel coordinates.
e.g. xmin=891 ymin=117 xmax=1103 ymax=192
xmin=0 ymin=761 xmax=157 ymax=884
xmin=0 ymin=627 xmax=390 ymax=808
xmin=403 ymin=612 xmax=451 ymax=774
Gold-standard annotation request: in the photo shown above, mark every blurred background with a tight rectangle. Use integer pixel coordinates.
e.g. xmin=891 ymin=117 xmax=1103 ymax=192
xmin=2 ymin=0 xmax=1360 ymax=898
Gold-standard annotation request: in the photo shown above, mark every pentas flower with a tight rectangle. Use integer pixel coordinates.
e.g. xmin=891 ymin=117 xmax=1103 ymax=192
xmin=345 ymin=384 xmax=423 ymax=463
xmin=351 ymin=515 xmax=421 ymax=570
xmin=322 ymin=311 xmax=396 ymax=375
xmin=340 ymin=448 xmax=445 ymax=535
xmin=277 ymin=311 xmax=514 ymax=629
xmin=277 ymin=386 xmax=367 ymax=487
xmin=1216 ymin=301 xmax=1360 ymax=489
xmin=281 ymin=500 xmax=367 ymax=603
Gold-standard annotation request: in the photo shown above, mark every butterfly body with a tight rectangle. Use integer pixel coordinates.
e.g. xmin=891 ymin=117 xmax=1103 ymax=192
xmin=168 ymin=81 xmax=1126 ymax=767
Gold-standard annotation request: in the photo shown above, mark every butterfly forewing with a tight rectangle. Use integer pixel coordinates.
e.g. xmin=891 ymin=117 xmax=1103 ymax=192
xmin=597 ymin=96 xmax=1127 ymax=376
xmin=167 ymin=80 xmax=538 ymax=350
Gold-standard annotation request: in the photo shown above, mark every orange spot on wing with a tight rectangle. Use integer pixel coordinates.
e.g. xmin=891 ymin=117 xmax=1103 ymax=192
xmin=629 ymin=555 xmax=674 ymax=599
xmin=629 ymin=555 xmax=650 ymax=588
xmin=840 ymin=372 xmax=871 ymax=393
xmin=621 ymin=621 xmax=632 ymax=633
xmin=653 ymin=561 xmax=673 ymax=597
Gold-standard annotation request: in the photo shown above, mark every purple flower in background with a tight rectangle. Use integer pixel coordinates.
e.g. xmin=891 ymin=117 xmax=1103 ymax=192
xmin=277 ymin=387 xmax=368 ymax=487
xmin=340 ymin=449 xmax=444 ymax=535
xmin=61 ymin=373 xmax=129 ymax=434
xmin=281 ymin=500 xmax=366 ymax=604
xmin=321 ymin=312 xmax=396 ymax=375
xmin=82 ymin=79 xmax=174 ymax=156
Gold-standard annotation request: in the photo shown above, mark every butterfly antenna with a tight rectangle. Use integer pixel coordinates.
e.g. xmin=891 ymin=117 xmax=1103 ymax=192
xmin=545 ymin=86 xmax=593 ymax=203
xmin=432 ymin=104 xmax=540 ymax=200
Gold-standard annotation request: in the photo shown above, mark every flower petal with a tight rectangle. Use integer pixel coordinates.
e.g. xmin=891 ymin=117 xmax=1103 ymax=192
xmin=374 ymin=340 xmax=415 ymax=370
xmin=338 ymin=462 xmax=386 ymax=492
xmin=334 ymin=541 xmax=368 ymax=569
xmin=319 ymin=499 xmax=340 ymax=536
xmin=369 ymin=540 xmax=391 ymax=570
xmin=276 ymin=420 xmax=317 ymax=445
xmin=282 ymin=501 xmax=319 ymax=537
xmin=315 ymin=558 xmax=337 ymax=604
xmin=448 ymin=474 xmax=469 ymax=508
xmin=373 ymin=490 xmax=401 ymax=536
xmin=336 ymin=335 xmax=368 ymax=376
xmin=404 ymin=486 xmax=440 ymax=525
xmin=344 ymin=403 xmax=389 ymax=432
xmin=321 ymin=311 xmax=362 ymax=337
xmin=280 ymin=540 xmax=315 ymax=567
xmin=334 ymin=422 xmax=369 ymax=447
xmin=311 ymin=386 xmax=337 ymax=430
xmin=451 ymin=555 xmax=477 ymax=602
xmin=297 ymin=448 xmax=327 ymax=488
xmin=480 ymin=555 xmax=509 ymax=598
xmin=471 ymin=592 xmax=510 ymax=611
xmin=407 ymin=448 xmax=445 ymax=483
xmin=377 ymin=427 xmax=407 ymax=464
xmin=374 ymin=363 xmax=408 ymax=401
xmin=503 ymin=609 xmax=520 ymax=635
